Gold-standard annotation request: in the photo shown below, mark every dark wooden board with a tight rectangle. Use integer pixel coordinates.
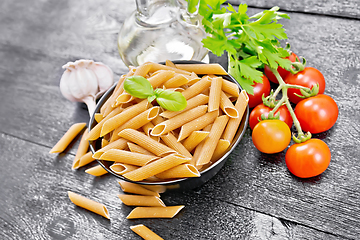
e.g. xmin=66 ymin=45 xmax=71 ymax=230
xmin=1 ymin=0 xmax=360 ymax=239
xmin=228 ymin=0 xmax=360 ymax=19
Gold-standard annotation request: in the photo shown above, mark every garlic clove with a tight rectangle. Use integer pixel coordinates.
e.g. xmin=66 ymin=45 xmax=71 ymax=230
xmin=92 ymin=62 xmax=114 ymax=98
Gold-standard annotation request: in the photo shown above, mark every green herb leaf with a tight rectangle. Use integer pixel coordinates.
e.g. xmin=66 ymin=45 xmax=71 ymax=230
xmin=123 ymin=76 xmax=154 ymax=99
xmin=154 ymin=89 xmax=187 ymax=112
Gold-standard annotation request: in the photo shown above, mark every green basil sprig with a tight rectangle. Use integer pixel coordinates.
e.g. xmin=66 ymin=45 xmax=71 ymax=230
xmin=123 ymin=76 xmax=187 ymax=111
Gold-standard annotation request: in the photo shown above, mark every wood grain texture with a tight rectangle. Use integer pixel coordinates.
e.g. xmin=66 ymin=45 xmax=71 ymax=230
xmin=0 ymin=0 xmax=360 ymax=239
xmin=228 ymin=0 xmax=360 ymax=19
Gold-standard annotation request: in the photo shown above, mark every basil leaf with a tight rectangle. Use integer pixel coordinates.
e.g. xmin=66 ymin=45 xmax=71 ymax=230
xmin=154 ymin=89 xmax=187 ymax=111
xmin=123 ymin=76 xmax=154 ymax=99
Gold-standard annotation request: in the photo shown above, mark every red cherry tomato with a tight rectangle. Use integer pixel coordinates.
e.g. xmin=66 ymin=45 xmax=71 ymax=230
xmin=252 ymin=120 xmax=291 ymax=154
xmin=285 ymin=67 xmax=326 ymax=104
xmin=285 ymin=139 xmax=331 ymax=178
xmin=249 ymin=103 xmax=293 ymax=130
xmin=264 ymin=52 xmax=298 ymax=84
xmin=247 ymin=75 xmax=271 ymax=108
xmin=294 ymin=94 xmax=338 ymax=134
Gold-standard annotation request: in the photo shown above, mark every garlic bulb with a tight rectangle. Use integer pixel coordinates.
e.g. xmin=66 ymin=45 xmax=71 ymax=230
xmin=60 ymin=59 xmax=114 ymax=116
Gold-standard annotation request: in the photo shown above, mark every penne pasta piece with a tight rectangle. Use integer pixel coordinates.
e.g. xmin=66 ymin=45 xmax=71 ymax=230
xmin=110 ymin=163 xmax=138 ymax=175
xmin=211 ymin=139 xmax=231 ymax=162
xmin=85 ymin=165 xmax=108 ymax=177
xmin=92 ymin=138 xmax=128 ymax=159
xmin=177 ymin=110 xmax=218 ymax=141
xmin=182 ymin=130 xmax=209 ymax=152
xmin=181 ymin=76 xmax=211 ymax=100
xmin=126 ymin=205 xmax=185 ymax=219
xmin=190 ymin=123 xmax=213 ymax=168
xmin=118 ymin=194 xmax=166 ymax=207
xmin=118 ymin=129 xmax=176 ymax=157
xmin=160 ymin=133 xmax=192 ymax=158
xmin=222 ymin=78 xmax=240 ymax=97
xmin=147 ymin=70 xmax=175 ymax=88
xmin=165 ymin=59 xmax=176 ymax=68
xmin=99 ymin=149 xmax=159 ymax=166
xmin=50 ymin=122 xmax=87 ymax=153
xmin=142 ymin=122 xmax=155 ymax=136
xmin=72 ymin=128 xmax=90 ymax=169
xmin=151 ymin=105 xmax=208 ymax=136
xmin=100 ymin=75 xmax=125 ymax=115
xmin=118 ymin=180 xmax=160 ymax=197
xmin=208 ymin=77 xmax=222 ymax=112
xmin=123 ymin=154 xmax=191 ymax=181
xmin=175 ymin=63 xmax=227 ymax=75
xmin=133 ymin=62 xmax=152 ymax=77
xmin=130 ymin=224 xmax=164 ymax=240
xmin=147 ymin=62 xmax=191 ymax=75
xmin=141 ymin=185 xmax=167 ymax=194
xmin=100 ymin=99 xmax=149 ymax=137
xmin=185 ymin=72 xmax=201 ymax=85
xmin=87 ymin=107 xmax=123 ymax=141
xmin=160 ymin=94 xmax=209 ymax=119
xmin=68 ymin=191 xmax=110 ymax=219
xmin=220 ymin=91 xmax=239 ymax=118
xmin=73 ymin=151 xmax=95 ymax=169
xmin=163 ymin=74 xmax=188 ymax=88
xmin=127 ymin=142 xmax=155 ymax=156
xmin=115 ymin=92 xmax=134 ymax=105
xmin=195 ymin=115 xmax=230 ymax=166
xmin=101 ymin=138 xmax=109 ymax=148
xmin=222 ymin=90 xmax=249 ymax=142
xmin=155 ymin=164 xmax=200 ymax=179
xmin=94 ymin=113 xmax=103 ymax=123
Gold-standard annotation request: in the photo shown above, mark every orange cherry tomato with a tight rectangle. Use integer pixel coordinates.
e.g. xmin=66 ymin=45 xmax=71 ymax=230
xmin=252 ymin=120 xmax=291 ymax=154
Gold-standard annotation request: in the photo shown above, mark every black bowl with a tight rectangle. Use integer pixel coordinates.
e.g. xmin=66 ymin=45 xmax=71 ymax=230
xmin=89 ymin=60 xmax=249 ymax=192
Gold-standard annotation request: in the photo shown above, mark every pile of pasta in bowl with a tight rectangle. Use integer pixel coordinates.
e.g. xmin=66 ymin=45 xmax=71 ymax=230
xmin=87 ymin=60 xmax=249 ymax=190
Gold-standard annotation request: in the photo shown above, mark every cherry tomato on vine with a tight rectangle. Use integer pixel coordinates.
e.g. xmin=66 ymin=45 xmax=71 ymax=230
xmin=294 ymin=94 xmax=338 ymax=134
xmin=285 ymin=67 xmax=326 ymax=104
xmin=247 ymin=75 xmax=271 ymax=108
xmin=285 ymin=138 xmax=331 ymax=178
xmin=252 ymin=120 xmax=291 ymax=154
xmin=249 ymin=103 xmax=293 ymax=130
xmin=264 ymin=52 xmax=299 ymax=84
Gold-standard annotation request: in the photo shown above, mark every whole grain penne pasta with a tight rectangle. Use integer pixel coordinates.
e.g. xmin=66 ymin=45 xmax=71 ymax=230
xmin=118 ymin=180 xmax=160 ymax=197
xmin=92 ymin=138 xmax=128 ymax=158
xmin=175 ymin=63 xmax=227 ymax=75
xmin=85 ymin=164 xmax=108 ymax=177
xmin=222 ymin=90 xmax=249 ymax=142
xmin=195 ymin=115 xmax=230 ymax=166
xmin=118 ymin=129 xmax=176 ymax=156
xmin=72 ymin=128 xmax=90 ymax=169
xmin=163 ymin=74 xmax=188 ymax=88
xmin=100 ymin=75 xmax=125 ymax=115
xmin=134 ymin=62 xmax=152 ymax=77
xmin=147 ymin=62 xmax=191 ymax=75
xmin=99 ymin=149 xmax=159 ymax=166
xmin=208 ymin=77 xmax=222 ymax=112
xmin=68 ymin=191 xmax=110 ymax=219
xmin=127 ymin=142 xmax=155 ymax=156
xmin=160 ymin=133 xmax=192 ymax=158
xmin=130 ymin=224 xmax=164 ymax=240
xmin=94 ymin=113 xmax=103 ymax=123
xmin=50 ymin=122 xmax=87 ymax=153
xmin=126 ymin=205 xmax=185 ymax=219
xmin=73 ymin=151 xmax=95 ymax=169
xmin=155 ymin=164 xmax=200 ymax=179
xmin=220 ymin=91 xmax=239 ymax=118
xmin=110 ymin=163 xmax=138 ymax=175
xmin=211 ymin=139 xmax=231 ymax=162
xmin=147 ymin=70 xmax=175 ymax=88
xmin=185 ymin=72 xmax=201 ymax=85
xmin=165 ymin=59 xmax=176 ymax=67
xmin=151 ymin=105 xmax=208 ymax=136
xmin=177 ymin=110 xmax=218 ymax=141
xmin=118 ymin=194 xmax=166 ymax=207
xmin=222 ymin=78 xmax=240 ymax=97
xmin=160 ymin=94 xmax=209 ymax=119
xmin=123 ymin=154 xmax=191 ymax=181
xmin=115 ymin=92 xmax=134 ymax=105
xmin=100 ymin=99 xmax=149 ymax=137
xmin=87 ymin=107 xmax=123 ymax=141
xmin=181 ymin=76 xmax=211 ymax=100
xmin=142 ymin=122 xmax=155 ymax=136
xmin=182 ymin=130 xmax=209 ymax=152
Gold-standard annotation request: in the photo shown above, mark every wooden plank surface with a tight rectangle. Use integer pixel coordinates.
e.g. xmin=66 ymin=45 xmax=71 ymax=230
xmin=1 ymin=0 xmax=360 ymax=239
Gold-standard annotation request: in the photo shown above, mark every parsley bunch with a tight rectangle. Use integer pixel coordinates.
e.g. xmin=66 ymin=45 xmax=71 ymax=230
xmin=196 ymin=1 xmax=292 ymax=94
